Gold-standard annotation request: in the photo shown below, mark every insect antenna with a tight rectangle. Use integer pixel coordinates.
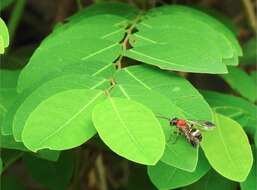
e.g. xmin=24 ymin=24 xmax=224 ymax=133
xmin=155 ymin=114 xmax=170 ymax=121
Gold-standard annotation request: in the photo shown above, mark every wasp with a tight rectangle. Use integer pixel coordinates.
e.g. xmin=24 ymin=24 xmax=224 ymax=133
xmin=157 ymin=116 xmax=215 ymax=147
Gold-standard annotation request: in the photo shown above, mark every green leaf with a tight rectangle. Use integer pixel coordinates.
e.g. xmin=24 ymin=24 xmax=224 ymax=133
xmin=125 ymin=5 xmax=241 ymax=73
xmin=13 ymin=74 xmax=108 ymax=141
xmin=147 ymin=150 xmax=210 ymax=189
xmin=147 ymin=5 xmax=242 ymax=58
xmin=23 ymin=152 xmax=74 ymax=190
xmin=17 ymin=14 xmax=126 ymax=92
xmin=0 ymin=134 xmax=27 ymax=151
xmin=111 ymin=84 xmax=198 ymax=171
xmin=201 ymin=113 xmax=253 ymax=182
xmin=220 ymin=66 xmax=257 ymax=102
xmin=115 ymin=65 xmax=213 ymax=121
xmin=201 ymin=90 xmax=257 ymax=135
xmin=240 ymin=37 xmax=257 ymax=65
xmin=161 ymin=137 xmax=199 ymax=172
xmin=67 ymin=2 xmax=138 ymax=23
xmin=0 ymin=70 xmax=19 ymax=113
xmin=0 ymin=0 xmax=15 ymax=11
xmin=0 ymin=69 xmax=20 ymax=89
xmin=0 ymin=35 xmax=4 ymax=54
xmin=195 ymin=7 xmax=238 ymax=36
xmin=22 ymin=89 xmax=105 ymax=152
xmin=0 ymin=18 xmax=9 ymax=50
xmin=36 ymin=150 xmax=60 ymax=162
xmin=250 ymin=71 xmax=257 ymax=85
xmin=1 ymin=94 xmax=25 ymax=135
xmin=240 ymin=146 xmax=257 ymax=190
xmin=181 ymin=169 xmax=238 ymax=190
xmin=0 ymin=69 xmax=20 ymax=135
xmin=92 ymin=97 xmax=165 ymax=165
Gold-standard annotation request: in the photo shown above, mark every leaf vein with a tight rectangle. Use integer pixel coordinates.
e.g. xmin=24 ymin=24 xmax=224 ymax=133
xmin=35 ymin=91 xmax=103 ymax=148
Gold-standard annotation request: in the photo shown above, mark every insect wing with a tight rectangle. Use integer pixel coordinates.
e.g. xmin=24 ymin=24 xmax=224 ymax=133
xmin=187 ymin=120 xmax=215 ymax=131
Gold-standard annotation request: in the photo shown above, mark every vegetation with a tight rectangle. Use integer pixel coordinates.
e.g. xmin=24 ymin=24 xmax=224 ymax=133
xmin=0 ymin=0 xmax=256 ymax=190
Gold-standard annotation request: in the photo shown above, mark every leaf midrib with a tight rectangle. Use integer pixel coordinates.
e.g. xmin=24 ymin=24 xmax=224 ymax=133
xmin=35 ymin=91 xmax=103 ymax=148
xmin=215 ymin=114 xmax=237 ymax=172
xmin=108 ymin=96 xmax=149 ymax=162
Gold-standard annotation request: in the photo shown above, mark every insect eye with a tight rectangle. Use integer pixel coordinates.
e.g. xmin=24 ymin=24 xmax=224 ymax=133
xmin=204 ymin=121 xmax=215 ymax=127
xmin=170 ymin=118 xmax=178 ymax=125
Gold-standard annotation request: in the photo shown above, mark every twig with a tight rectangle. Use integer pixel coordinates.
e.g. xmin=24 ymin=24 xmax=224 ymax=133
xmin=95 ymin=154 xmax=108 ymax=190
xmin=7 ymin=0 xmax=26 ymax=48
xmin=76 ymin=0 xmax=83 ymax=10
xmin=69 ymin=148 xmax=82 ymax=190
xmin=242 ymin=0 xmax=257 ymax=32
xmin=116 ymin=13 xmax=143 ymax=69
xmin=2 ymin=152 xmax=24 ymax=172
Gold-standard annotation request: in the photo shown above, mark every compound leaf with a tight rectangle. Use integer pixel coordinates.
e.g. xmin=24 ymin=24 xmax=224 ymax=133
xmin=17 ymin=14 xmax=126 ymax=92
xmin=125 ymin=6 xmax=241 ymax=73
xmin=115 ymin=65 xmax=213 ymax=121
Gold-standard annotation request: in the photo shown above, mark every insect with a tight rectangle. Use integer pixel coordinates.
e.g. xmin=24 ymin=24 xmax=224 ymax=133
xmin=157 ymin=116 xmax=215 ymax=147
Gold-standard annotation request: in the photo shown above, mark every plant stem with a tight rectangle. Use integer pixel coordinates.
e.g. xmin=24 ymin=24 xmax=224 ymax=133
xmin=241 ymin=0 xmax=257 ymax=32
xmin=2 ymin=152 xmax=23 ymax=172
xmin=75 ymin=0 xmax=82 ymax=10
xmin=116 ymin=13 xmax=143 ymax=69
xmin=7 ymin=0 xmax=26 ymax=47
xmin=96 ymin=154 xmax=108 ymax=190
xmin=70 ymin=148 xmax=83 ymax=190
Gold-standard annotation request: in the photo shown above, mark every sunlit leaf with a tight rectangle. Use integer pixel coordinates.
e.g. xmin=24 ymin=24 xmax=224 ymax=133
xmin=17 ymin=14 xmax=126 ymax=92
xmin=124 ymin=5 xmax=241 ymax=73
xmin=22 ymin=89 xmax=105 ymax=152
xmin=115 ymin=65 xmax=213 ymax=121
xmin=13 ymin=74 xmax=108 ymax=141
xmin=92 ymin=97 xmax=165 ymax=165
xmin=147 ymin=5 xmax=242 ymax=59
xmin=111 ymin=84 xmax=198 ymax=171
xmin=0 ymin=18 xmax=9 ymax=51
xmin=201 ymin=113 xmax=253 ymax=182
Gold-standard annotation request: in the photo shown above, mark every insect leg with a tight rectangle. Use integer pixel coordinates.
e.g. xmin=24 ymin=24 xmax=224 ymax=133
xmin=167 ymin=128 xmax=180 ymax=144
